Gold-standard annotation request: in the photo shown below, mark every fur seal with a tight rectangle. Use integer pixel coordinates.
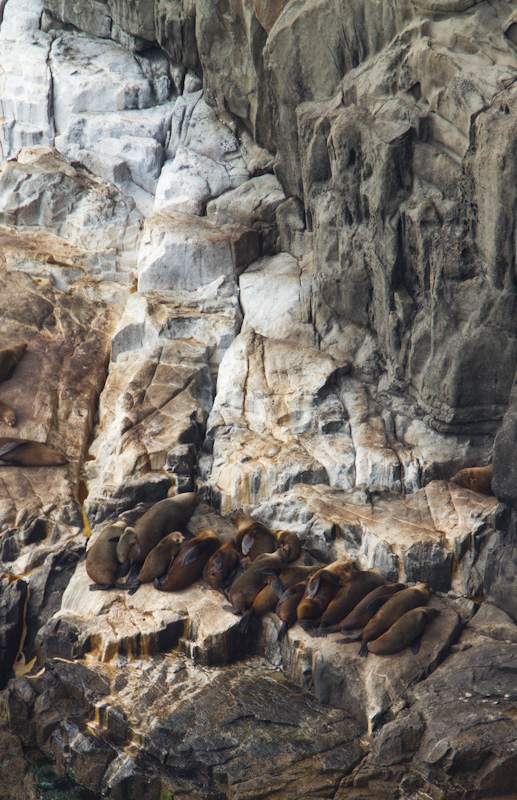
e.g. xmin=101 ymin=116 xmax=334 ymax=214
xmin=367 ymin=606 xmax=440 ymax=656
xmin=339 ymin=582 xmax=406 ymax=630
xmin=297 ymin=559 xmax=355 ymax=625
xmin=0 ymin=343 xmax=27 ymax=382
xmin=203 ymin=539 xmax=240 ymax=591
xmin=0 ymin=437 xmax=68 ymax=466
xmin=237 ymin=564 xmax=319 ymax=634
xmin=155 ymin=528 xmax=221 ymax=591
xmin=273 ymin=530 xmax=302 ymax=562
xmin=276 ymin=580 xmax=309 ymax=642
xmin=86 ymin=520 xmax=129 ymax=590
xmin=116 ymin=492 xmax=201 ymax=578
xmin=228 ymin=549 xmax=291 ymax=615
xmin=349 ymin=583 xmax=431 ymax=657
xmin=136 ymin=531 xmax=185 ymax=585
xmin=0 ymin=399 xmax=16 ymax=427
xmin=231 ymin=512 xmax=277 ymax=566
xmin=318 ymin=569 xmax=385 ymax=629
xmin=450 ymin=465 xmax=493 ymax=495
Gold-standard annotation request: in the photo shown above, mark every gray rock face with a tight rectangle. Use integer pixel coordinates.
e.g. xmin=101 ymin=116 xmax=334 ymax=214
xmin=0 ymin=577 xmax=28 ymax=689
xmin=352 ymin=618 xmax=517 ymax=799
xmin=1 ymin=1 xmax=517 ymax=798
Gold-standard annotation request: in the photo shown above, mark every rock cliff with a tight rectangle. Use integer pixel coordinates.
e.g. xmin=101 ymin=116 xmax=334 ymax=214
xmin=0 ymin=1 xmax=516 ymax=798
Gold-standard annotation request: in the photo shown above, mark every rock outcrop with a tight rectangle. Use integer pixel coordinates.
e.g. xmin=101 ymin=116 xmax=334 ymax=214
xmin=1 ymin=0 xmax=516 ymax=798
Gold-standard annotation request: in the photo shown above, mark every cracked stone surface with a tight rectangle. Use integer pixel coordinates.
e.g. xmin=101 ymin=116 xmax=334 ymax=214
xmin=0 ymin=1 xmax=516 ymax=798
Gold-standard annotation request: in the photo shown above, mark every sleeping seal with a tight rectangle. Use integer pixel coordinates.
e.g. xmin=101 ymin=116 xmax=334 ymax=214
xmin=0 ymin=437 xmax=68 ymax=466
xmin=155 ymin=528 xmax=221 ymax=591
xmin=367 ymin=606 xmax=440 ymax=655
xmin=0 ymin=343 xmax=27 ymax=382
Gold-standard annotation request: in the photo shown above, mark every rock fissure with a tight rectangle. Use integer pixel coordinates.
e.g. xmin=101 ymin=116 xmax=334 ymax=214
xmin=0 ymin=0 xmax=516 ymax=797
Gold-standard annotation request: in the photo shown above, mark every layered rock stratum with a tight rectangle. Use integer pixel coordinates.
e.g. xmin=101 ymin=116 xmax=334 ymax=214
xmin=0 ymin=0 xmax=516 ymax=798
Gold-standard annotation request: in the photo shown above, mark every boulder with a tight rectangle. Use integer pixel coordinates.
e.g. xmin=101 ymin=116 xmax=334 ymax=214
xmin=207 ymin=173 xmax=287 ymax=255
xmin=137 ymin=211 xmax=259 ymax=292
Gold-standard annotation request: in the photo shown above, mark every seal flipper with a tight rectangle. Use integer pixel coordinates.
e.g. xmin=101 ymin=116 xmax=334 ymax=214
xmin=213 ymin=553 xmax=223 ymax=571
xmin=358 ymin=640 xmax=369 ymax=658
xmin=410 ymin=636 xmax=421 ymax=654
xmin=237 ymin=608 xmax=255 ymax=633
xmin=181 ymin=543 xmax=205 ymax=566
xmin=367 ymin=596 xmax=391 ymax=613
xmin=241 ymin=531 xmax=255 ymax=556
xmin=222 ymin=604 xmax=239 ymax=615
xmin=277 ymin=621 xmax=291 ymax=642
xmin=0 ymin=440 xmax=27 ymax=458
xmin=89 ymin=583 xmax=112 ymax=591
xmin=115 ymin=561 xmax=130 ymax=581
xmin=307 ymin=574 xmax=321 ymax=599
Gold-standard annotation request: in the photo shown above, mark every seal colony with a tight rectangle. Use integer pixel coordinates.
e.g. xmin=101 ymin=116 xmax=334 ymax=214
xmin=86 ymin=501 xmax=442 ymax=659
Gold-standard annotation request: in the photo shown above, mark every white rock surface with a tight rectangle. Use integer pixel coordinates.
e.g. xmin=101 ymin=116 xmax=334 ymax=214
xmin=239 ymin=252 xmax=317 ymax=345
xmin=137 ymin=210 xmax=259 ymax=292
xmin=0 ymin=0 xmax=53 ymax=161
xmin=50 ymin=33 xmax=171 ymax=134
xmin=154 ymin=145 xmax=239 ymax=215
xmin=207 ymin=173 xmax=287 ymax=252
xmin=111 ymin=280 xmax=242 ymax=372
xmin=0 ymin=146 xmax=142 ymax=272
xmin=251 ymin=481 xmax=500 ymax=596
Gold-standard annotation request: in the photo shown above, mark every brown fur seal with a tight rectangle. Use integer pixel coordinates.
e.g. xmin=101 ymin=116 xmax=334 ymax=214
xmin=86 ymin=520 xmax=129 ymax=590
xmin=228 ymin=549 xmax=291 ymax=615
xmin=339 ymin=582 xmax=406 ymax=630
xmin=231 ymin=512 xmax=277 ymax=566
xmin=367 ymin=606 xmax=440 ymax=655
xmin=276 ymin=580 xmax=309 ymax=641
xmin=0 ymin=399 xmax=16 ymax=427
xmin=318 ymin=569 xmax=385 ymax=629
xmin=0 ymin=437 xmax=68 ymax=466
xmin=155 ymin=528 xmax=221 ymax=591
xmin=116 ymin=492 xmax=201 ymax=579
xmin=0 ymin=343 xmax=27 ymax=382
xmin=273 ymin=529 xmax=302 ymax=562
xmin=237 ymin=564 xmax=319 ymax=634
xmin=297 ymin=560 xmax=355 ymax=625
xmin=136 ymin=531 xmax=185 ymax=585
xmin=348 ymin=583 xmax=431 ymax=657
xmin=450 ymin=464 xmax=493 ymax=495
xmin=203 ymin=539 xmax=240 ymax=591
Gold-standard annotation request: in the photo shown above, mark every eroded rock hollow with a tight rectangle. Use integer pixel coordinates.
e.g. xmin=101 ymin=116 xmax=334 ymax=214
xmin=0 ymin=0 xmax=516 ymax=798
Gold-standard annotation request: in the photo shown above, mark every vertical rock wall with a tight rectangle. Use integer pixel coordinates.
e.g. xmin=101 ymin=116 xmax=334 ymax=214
xmin=0 ymin=1 xmax=516 ymax=799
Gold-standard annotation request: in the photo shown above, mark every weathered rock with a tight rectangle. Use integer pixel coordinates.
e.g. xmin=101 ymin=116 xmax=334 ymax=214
xmin=480 ymin=513 xmax=517 ymax=623
xmin=250 ymin=481 xmax=500 ymax=596
xmin=0 ymin=270 xmax=115 ymax=531
xmin=201 ymin=324 xmax=494 ymax=511
xmin=207 ymin=173 xmax=287 ymax=254
xmin=43 ymin=0 xmax=156 ymax=49
xmin=0 ymin=577 xmax=28 ymax=689
xmin=3 ymin=654 xmax=366 ymax=799
xmin=137 ymin=210 xmax=259 ymax=292
xmin=84 ymin=339 xmax=213 ymax=520
xmin=0 ymin=146 xmax=142 ymax=272
xmin=239 ymin=252 xmax=317 ymax=346
xmin=493 ymin=370 xmax=517 ymax=508
xmin=352 ymin=626 xmax=517 ymax=799
xmin=0 ymin=0 xmax=54 ymax=161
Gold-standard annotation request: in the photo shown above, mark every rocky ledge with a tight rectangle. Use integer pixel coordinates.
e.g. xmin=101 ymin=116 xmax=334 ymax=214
xmin=0 ymin=1 xmax=516 ymax=798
